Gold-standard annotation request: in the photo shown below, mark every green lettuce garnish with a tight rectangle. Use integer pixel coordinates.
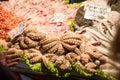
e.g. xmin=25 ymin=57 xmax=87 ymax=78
xmin=18 ymin=52 xmax=116 ymax=79
xmin=47 ymin=61 xmax=70 ymax=77
xmin=18 ymin=52 xmax=42 ymax=72
xmin=96 ymin=69 xmax=117 ymax=80
xmin=71 ymin=63 xmax=93 ymax=77
xmin=63 ymin=0 xmax=69 ymax=5
xmin=71 ymin=63 xmax=116 ymax=80
xmin=63 ymin=0 xmax=83 ymax=8
xmin=26 ymin=59 xmax=42 ymax=72
xmin=0 ymin=46 xmax=5 ymax=51
xmin=16 ymin=52 xmax=70 ymax=77
xmin=66 ymin=19 xmax=75 ymax=31
xmin=47 ymin=61 xmax=59 ymax=76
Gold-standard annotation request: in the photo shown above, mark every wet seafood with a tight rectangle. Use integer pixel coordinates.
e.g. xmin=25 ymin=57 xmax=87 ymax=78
xmin=24 ymin=49 xmax=42 ymax=63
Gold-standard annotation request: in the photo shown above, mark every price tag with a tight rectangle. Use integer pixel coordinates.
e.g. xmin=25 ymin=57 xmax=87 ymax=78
xmin=8 ymin=21 xmax=26 ymax=40
xmin=52 ymin=12 xmax=66 ymax=22
xmin=84 ymin=4 xmax=111 ymax=21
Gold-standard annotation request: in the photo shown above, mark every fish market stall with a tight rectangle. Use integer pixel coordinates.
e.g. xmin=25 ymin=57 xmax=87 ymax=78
xmin=0 ymin=0 xmax=120 ymax=80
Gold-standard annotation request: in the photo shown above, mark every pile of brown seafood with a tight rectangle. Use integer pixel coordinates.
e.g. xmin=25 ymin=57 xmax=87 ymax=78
xmin=0 ymin=28 xmax=118 ymax=76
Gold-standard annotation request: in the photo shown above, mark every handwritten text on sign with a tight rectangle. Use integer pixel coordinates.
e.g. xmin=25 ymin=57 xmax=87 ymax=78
xmin=84 ymin=4 xmax=111 ymax=21
xmin=8 ymin=21 xmax=26 ymax=40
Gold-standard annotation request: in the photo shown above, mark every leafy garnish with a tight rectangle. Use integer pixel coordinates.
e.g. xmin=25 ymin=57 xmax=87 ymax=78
xmin=17 ymin=52 xmax=42 ymax=72
xmin=66 ymin=19 xmax=75 ymax=31
xmin=47 ymin=61 xmax=59 ymax=76
xmin=17 ymin=52 xmax=116 ymax=79
xmin=64 ymin=73 xmax=70 ymax=77
xmin=96 ymin=69 xmax=117 ymax=80
xmin=0 ymin=46 xmax=5 ymax=51
xmin=47 ymin=61 xmax=70 ymax=77
xmin=63 ymin=0 xmax=69 ymax=5
xmin=71 ymin=63 xmax=93 ymax=77
xmin=63 ymin=0 xmax=83 ymax=8
xmin=72 ymin=63 xmax=116 ymax=80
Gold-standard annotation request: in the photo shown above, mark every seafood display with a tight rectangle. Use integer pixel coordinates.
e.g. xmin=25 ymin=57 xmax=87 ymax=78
xmin=0 ymin=0 xmax=120 ymax=80
xmin=0 ymin=6 xmax=23 ymax=39
xmin=0 ymin=27 xmax=117 ymax=79
xmin=75 ymin=20 xmax=117 ymax=56
xmin=10 ymin=28 xmax=46 ymax=49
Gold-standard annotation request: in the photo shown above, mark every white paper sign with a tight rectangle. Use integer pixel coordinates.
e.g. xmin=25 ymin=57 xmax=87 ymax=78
xmin=52 ymin=12 xmax=66 ymax=22
xmin=8 ymin=21 xmax=26 ymax=40
xmin=84 ymin=4 xmax=111 ymax=21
